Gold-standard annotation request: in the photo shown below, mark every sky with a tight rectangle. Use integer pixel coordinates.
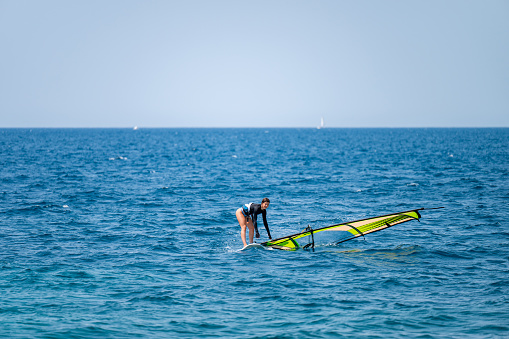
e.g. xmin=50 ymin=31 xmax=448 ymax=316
xmin=1 ymin=0 xmax=508 ymax=128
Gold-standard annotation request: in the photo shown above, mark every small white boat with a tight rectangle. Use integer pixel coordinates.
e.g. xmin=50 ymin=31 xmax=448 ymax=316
xmin=317 ymin=117 xmax=324 ymax=129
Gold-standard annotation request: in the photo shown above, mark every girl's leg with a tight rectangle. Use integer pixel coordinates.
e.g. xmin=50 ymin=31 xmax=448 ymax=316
xmin=247 ymin=219 xmax=255 ymax=244
xmin=236 ymin=208 xmax=248 ymax=247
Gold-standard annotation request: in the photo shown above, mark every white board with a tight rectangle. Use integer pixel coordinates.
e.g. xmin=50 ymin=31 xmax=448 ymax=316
xmin=240 ymin=243 xmax=265 ymax=251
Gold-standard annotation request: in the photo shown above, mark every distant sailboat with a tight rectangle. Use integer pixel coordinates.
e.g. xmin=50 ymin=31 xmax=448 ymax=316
xmin=317 ymin=117 xmax=324 ymax=129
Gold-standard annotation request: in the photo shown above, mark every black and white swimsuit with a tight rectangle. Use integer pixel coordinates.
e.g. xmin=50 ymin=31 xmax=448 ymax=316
xmin=241 ymin=203 xmax=272 ymax=239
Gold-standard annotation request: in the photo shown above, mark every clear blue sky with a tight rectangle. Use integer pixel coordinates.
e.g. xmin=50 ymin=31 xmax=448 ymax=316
xmin=1 ymin=0 xmax=508 ymax=127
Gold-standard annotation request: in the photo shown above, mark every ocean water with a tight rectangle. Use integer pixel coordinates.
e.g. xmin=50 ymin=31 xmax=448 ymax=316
xmin=0 ymin=128 xmax=508 ymax=338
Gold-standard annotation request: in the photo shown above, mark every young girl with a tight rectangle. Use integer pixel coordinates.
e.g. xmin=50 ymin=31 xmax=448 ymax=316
xmin=236 ymin=198 xmax=272 ymax=247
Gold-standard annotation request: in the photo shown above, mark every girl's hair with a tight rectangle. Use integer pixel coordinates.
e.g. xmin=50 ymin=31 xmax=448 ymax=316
xmin=262 ymin=197 xmax=270 ymax=204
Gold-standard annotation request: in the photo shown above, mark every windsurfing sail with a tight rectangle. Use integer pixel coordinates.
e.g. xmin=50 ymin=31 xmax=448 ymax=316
xmin=262 ymin=208 xmax=440 ymax=251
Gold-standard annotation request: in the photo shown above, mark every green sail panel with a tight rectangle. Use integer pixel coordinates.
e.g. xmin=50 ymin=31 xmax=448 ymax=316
xmin=262 ymin=209 xmax=423 ymax=251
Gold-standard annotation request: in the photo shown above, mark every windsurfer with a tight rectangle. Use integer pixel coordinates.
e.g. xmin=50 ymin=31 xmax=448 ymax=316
xmin=236 ymin=198 xmax=272 ymax=247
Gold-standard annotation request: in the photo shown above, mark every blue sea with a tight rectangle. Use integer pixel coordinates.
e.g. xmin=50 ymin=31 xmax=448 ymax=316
xmin=1 ymin=128 xmax=508 ymax=338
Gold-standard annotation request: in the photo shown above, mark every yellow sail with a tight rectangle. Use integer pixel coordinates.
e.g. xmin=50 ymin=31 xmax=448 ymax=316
xmin=263 ymin=209 xmax=430 ymax=251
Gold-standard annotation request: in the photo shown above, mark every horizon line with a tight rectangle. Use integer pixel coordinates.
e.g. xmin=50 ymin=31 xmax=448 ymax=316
xmin=1 ymin=126 xmax=507 ymax=129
